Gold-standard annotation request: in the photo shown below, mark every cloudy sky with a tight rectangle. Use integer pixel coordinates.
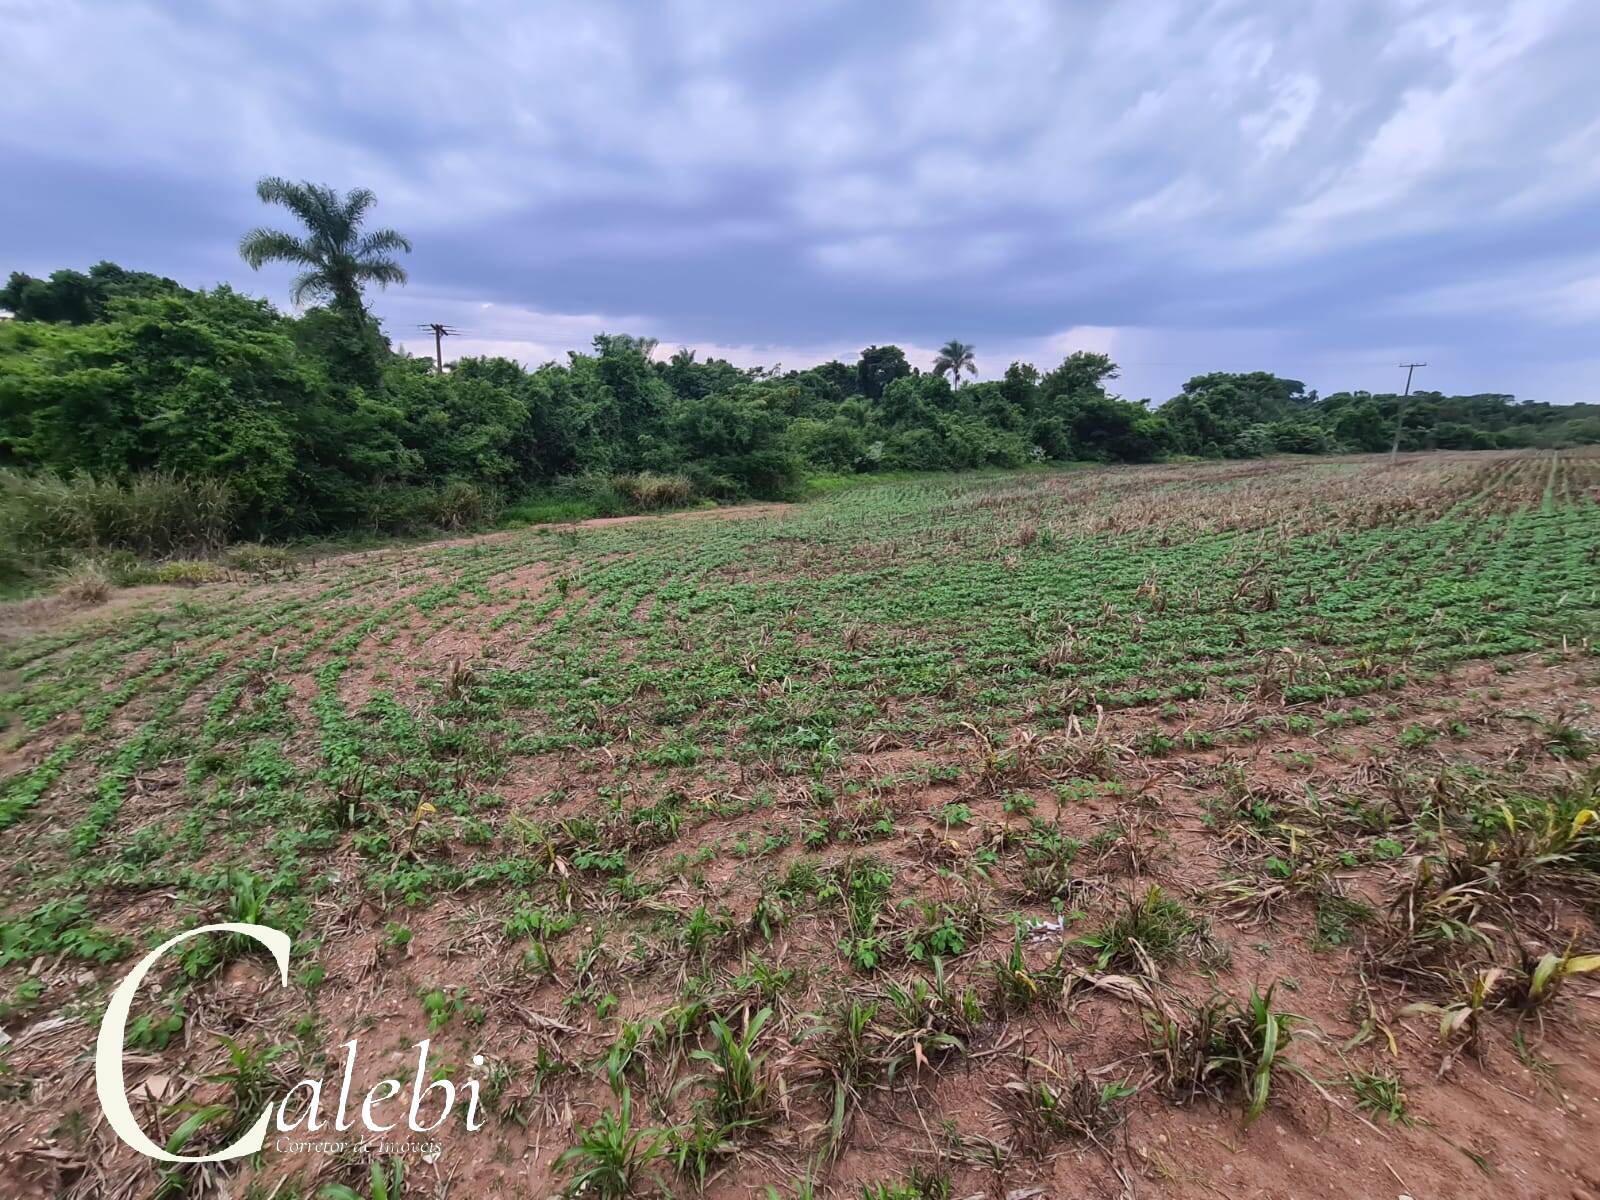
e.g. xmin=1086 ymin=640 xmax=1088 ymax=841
xmin=4 ymin=0 xmax=1599 ymax=402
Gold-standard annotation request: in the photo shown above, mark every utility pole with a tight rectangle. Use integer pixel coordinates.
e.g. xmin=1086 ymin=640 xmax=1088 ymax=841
xmin=1390 ymin=362 xmax=1426 ymax=459
xmin=417 ymin=323 xmax=459 ymax=373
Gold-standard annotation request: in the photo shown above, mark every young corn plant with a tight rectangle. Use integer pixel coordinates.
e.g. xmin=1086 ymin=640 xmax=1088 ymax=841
xmin=603 ymin=1015 xmax=663 ymax=1094
xmin=762 ymin=1172 xmax=819 ymax=1200
xmin=319 ymin=1158 xmax=405 ymax=1200
xmin=800 ymin=997 xmax=879 ymax=1158
xmin=556 ymin=1087 xmax=668 ymax=1199
xmin=1363 ymin=856 xmax=1495 ymax=988
xmin=203 ymin=1036 xmax=287 ymax=1142
xmin=154 ymin=1105 xmax=233 ymax=1199
xmin=879 ymin=958 xmax=983 ymax=1073
xmin=1511 ymin=942 xmax=1600 ymax=1009
xmin=1080 ymin=885 xmax=1198 ymax=971
xmin=1401 ymin=966 xmax=1505 ymax=1053
xmin=687 ymin=1006 xmax=774 ymax=1125
xmin=990 ymin=927 xmax=1062 ymax=1013
xmin=664 ymin=1116 xmax=739 ymax=1189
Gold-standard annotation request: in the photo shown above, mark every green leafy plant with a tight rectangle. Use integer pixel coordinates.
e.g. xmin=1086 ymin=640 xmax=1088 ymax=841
xmin=1080 ymin=885 xmax=1198 ymax=970
xmin=556 ymin=1087 xmax=668 ymax=1198
xmin=320 ymin=1158 xmax=405 ymax=1200
xmin=1149 ymin=984 xmax=1303 ymax=1125
xmin=688 ymin=1006 xmax=773 ymax=1124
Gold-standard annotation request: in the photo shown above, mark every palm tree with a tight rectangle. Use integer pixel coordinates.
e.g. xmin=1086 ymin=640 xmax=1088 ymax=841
xmin=933 ymin=340 xmax=977 ymax=388
xmin=239 ymin=177 xmax=412 ymax=316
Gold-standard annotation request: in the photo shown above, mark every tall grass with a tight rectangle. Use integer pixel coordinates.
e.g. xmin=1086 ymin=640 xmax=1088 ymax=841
xmin=0 ymin=470 xmax=235 ymax=563
xmin=611 ymin=472 xmax=695 ymax=511
xmin=354 ymin=479 xmax=504 ymax=534
xmin=501 ymin=472 xmax=700 ymax=527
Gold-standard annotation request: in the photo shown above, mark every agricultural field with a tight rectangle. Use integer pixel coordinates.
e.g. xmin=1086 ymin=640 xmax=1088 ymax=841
xmin=2 ymin=449 xmax=1600 ymax=1200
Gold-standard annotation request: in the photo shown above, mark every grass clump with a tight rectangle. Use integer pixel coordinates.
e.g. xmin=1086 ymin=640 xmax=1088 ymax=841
xmin=1081 ymin=885 xmax=1199 ymax=970
xmin=1149 ymin=983 xmax=1303 ymax=1125
xmin=556 ymin=1087 xmax=667 ymax=1198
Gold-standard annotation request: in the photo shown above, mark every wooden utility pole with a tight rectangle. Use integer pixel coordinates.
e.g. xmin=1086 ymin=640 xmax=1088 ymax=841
xmin=1390 ymin=362 xmax=1426 ymax=458
xmin=417 ymin=323 xmax=459 ymax=373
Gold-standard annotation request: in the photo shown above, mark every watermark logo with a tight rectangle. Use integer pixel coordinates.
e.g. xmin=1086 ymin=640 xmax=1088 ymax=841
xmin=96 ymin=922 xmax=486 ymax=1163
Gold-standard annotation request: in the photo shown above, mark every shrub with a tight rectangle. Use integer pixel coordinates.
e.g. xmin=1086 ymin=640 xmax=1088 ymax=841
xmin=498 ymin=496 xmax=601 ymax=526
xmin=611 ymin=472 xmax=695 ymax=511
xmin=227 ymin=544 xmax=295 ymax=577
xmin=0 ymin=540 xmax=29 ymax=592
xmin=423 ymin=479 xmax=501 ymax=530
xmin=541 ymin=472 xmax=699 ymax=516
xmin=53 ymin=558 xmax=112 ymax=605
xmin=1230 ymin=425 xmax=1277 ymax=458
xmin=129 ymin=559 xmax=228 ymax=587
xmin=786 ymin=417 xmax=869 ymax=471
xmin=550 ymin=473 xmax=630 ymax=517
xmin=691 ymin=452 xmax=804 ymax=502
xmin=356 ymin=479 xmax=501 ymax=534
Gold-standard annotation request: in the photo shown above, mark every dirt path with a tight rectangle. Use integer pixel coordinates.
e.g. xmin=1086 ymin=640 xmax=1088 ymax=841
xmin=313 ymin=499 xmax=797 ymax=561
xmin=552 ymin=500 xmax=794 ymax=529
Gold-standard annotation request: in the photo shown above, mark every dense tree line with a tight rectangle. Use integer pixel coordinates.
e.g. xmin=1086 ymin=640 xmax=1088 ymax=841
xmin=2 ymin=181 xmax=1596 ymax=549
xmin=4 ymin=262 xmax=1596 ymax=544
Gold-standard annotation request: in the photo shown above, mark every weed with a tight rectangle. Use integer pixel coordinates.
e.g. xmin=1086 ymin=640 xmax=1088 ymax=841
xmin=1313 ymin=893 xmax=1374 ymax=949
xmin=1002 ymin=1065 xmax=1137 ymax=1147
xmin=1149 ymin=984 xmax=1303 ymax=1124
xmin=1081 ymin=885 xmax=1199 ymax=970
xmin=1347 ymin=1069 xmax=1410 ymax=1125
xmin=556 ymin=1088 xmax=668 ymax=1199
xmin=860 ymin=1169 xmax=951 ymax=1200
xmin=54 ymin=558 xmax=113 ymax=605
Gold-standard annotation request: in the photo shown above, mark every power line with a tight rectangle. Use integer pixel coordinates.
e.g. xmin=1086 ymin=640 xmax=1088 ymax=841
xmin=1114 ymin=360 xmax=1404 ymax=369
xmin=416 ymin=323 xmax=461 ymax=373
xmin=1390 ymin=362 xmax=1427 ymax=459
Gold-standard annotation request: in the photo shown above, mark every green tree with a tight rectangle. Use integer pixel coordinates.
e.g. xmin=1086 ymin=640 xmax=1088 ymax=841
xmin=668 ymin=386 xmax=802 ymax=499
xmin=1040 ymin=351 xmax=1119 ymax=403
xmin=933 ymin=340 xmax=977 ymax=388
xmin=387 ymin=356 xmax=529 ymax=487
xmin=1058 ymin=393 xmax=1170 ymax=462
xmin=857 ymin=345 xmax=912 ymax=401
xmin=1330 ymin=401 xmax=1389 ymax=452
xmin=784 ymin=415 xmax=868 ymax=471
xmin=879 ymin=374 xmax=953 ymax=427
xmin=1163 ymin=372 xmax=1311 ymax=456
xmin=239 ymin=178 xmax=411 ymax=318
xmin=593 ymin=332 xmax=660 ymax=359
xmin=0 ymin=262 xmax=181 ymax=324
xmin=659 ymin=347 xmax=757 ymax=402
xmin=0 ymin=289 xmax=308 ymax=529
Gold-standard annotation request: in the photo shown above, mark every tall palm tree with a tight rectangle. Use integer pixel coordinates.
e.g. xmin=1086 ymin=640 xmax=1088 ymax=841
xmin=239 ymin=177 xmax=412 ymax=316
xmin=933 ymin=339 xmax=977 ymax=388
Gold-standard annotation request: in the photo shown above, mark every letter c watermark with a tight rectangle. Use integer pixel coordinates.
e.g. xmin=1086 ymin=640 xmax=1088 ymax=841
xmin=96 ymin=922 xmax=291 ymax=1163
